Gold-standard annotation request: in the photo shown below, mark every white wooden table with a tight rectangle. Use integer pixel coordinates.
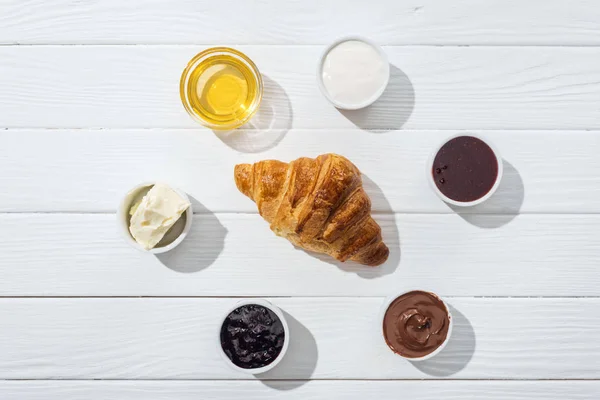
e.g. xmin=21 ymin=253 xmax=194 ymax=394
xmin=1 ymin=1 xmax=600 ymax=398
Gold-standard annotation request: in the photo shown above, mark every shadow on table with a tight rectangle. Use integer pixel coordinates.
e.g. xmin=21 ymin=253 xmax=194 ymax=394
xmin=156 ymin=196 xmax=227 ymax=273
xmin=299 ymin=174 xmax=400 ymax=279
xmin=450 ymin=160 xmax=524 ymax=229
xmin=338 ymin=64 xmax=415 ymax=131
xmin=213 ymin=75 xmax=293 ymax=153
xmin=258 ymin=310 xmax=318 ymax=390
xmin=410 ymin=304 xmax=476 ymax=377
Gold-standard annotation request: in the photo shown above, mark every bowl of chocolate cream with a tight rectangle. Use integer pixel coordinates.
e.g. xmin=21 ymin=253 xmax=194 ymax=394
xmin=380 ymin=290 xmax=453 ymax=361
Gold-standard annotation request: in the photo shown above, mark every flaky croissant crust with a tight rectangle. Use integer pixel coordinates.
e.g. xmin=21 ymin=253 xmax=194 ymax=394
xmin=234 ymin=154 xmax=389 ymax=266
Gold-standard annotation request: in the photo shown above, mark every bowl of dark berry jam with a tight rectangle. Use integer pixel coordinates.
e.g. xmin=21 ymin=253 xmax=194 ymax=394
xmin=428 ymin=134 xmax=503 ymax=207
xmin=218 ymin=299 xmax=289 ymax=374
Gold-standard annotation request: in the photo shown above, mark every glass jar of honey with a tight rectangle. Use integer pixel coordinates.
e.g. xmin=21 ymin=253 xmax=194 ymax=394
xmin=180 ymin=47 xmax=263 ymax=130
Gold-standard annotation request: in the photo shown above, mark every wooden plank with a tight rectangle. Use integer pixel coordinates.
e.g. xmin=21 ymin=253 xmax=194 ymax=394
xmin=0 ymin=380 xmax=598 ymax=400
xmin=2 ymin=129 xmax=599 ymax=213
xmin=1 ymin=46 xmax=600 ymax=129
xmin=0 ymin=213 xmax=598 ymax=296
xmin=1 ymin=1 xmax=599 ymax=45
xmin=0 ymin=297 xmax=598 ymax=379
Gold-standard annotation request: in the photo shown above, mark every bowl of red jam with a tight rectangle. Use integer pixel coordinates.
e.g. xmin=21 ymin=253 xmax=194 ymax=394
xmin=428 ymin=134 xmax=503 ymax=207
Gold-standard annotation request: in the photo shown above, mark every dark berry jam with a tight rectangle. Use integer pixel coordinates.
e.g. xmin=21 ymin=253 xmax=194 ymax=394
xmin=220 ymin=304 xmax=285 ymax=369
xmin=433 ymin=136 xmax=499 ymax=202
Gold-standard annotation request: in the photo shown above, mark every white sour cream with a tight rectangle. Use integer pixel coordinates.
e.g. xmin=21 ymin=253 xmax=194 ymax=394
xmin=320 ymin=39 xmax=389 ymax=109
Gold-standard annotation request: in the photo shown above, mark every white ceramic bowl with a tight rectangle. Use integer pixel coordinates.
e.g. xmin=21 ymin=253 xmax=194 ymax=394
xmin=117 ymin=182 xmax=193 ymax=254
xmin=379 ymin=290 xmax=453 ymax=362
xmin=217 ymin=299 xmax=290 ymax=375
xmin=427 ymin=133 xmax=504 ymax=207
xmin=317 ymin=36 xmax=390 ymax=110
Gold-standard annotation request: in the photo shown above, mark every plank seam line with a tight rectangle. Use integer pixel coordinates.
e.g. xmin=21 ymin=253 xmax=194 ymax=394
xmin=1 ymin=378 xmax=599 ymax=382
xmin=2 ymin=44 xmax=600 ymax=48
xmin=1 ymin=211 xmax=600 ymax=216
xmin=2 ymin=127 xmax=600 ymax=132
xmin=0 ymin=296 xmax=598 ymax=299
xmin=2 ymin=128 xmax=600 ymax=133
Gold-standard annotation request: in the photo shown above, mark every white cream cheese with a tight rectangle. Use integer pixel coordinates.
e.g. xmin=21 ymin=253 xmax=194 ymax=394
xmin=321 ymin=39 xmax=389 ymax=108
xmin=129 ymin=183 xmax=190 ymax=250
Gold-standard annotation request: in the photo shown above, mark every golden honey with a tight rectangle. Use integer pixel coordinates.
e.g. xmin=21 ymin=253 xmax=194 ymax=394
xmin=180 ymin=48 xmax=263 ymax=130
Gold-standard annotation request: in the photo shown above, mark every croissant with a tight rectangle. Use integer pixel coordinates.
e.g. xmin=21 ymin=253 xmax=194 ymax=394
xmin=234 ymin=153 xmax=389 ymax=266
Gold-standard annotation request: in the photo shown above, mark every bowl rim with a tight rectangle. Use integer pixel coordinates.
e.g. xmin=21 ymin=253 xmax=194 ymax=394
xmin=426 ymin=132 xmax=504 ymax=207
xmin=317 ymin=35 xmax=390 ymax=110
xmin=179 ymin=46 xmax=264 ymax=130
xmin=379 ymin=289 xmax=454 ymax=362
xmin=117 ymin=182 xmax=193 ymax=254
xmin=216 ymin=299 xmax=290 ymax=375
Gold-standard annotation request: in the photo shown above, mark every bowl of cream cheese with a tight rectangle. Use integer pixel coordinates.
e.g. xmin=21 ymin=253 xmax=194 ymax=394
xmin=317 ymin=36 xmax=390 ymax=110
xmin=118 ymin=182 xmax=193 ymax=254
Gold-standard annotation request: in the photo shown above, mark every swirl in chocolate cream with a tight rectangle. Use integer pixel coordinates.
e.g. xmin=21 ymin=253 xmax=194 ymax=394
xmin=382 ymin=291 xmax=450 ymax=358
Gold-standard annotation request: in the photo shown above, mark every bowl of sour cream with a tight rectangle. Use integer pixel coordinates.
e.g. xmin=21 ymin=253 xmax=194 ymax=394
xmin=317 ymin=36 xmax=390 ymax=110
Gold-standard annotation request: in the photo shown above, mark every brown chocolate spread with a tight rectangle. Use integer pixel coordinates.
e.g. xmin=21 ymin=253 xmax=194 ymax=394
xmin=382 ymin=291 xmax=450 ymax=358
